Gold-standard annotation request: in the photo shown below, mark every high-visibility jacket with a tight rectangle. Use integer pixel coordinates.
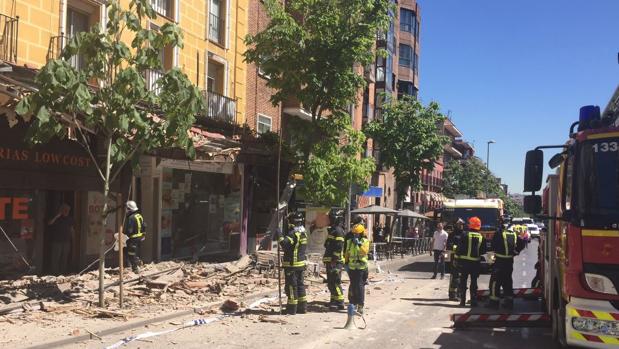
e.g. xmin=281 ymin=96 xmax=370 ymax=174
xmin=125 ymin=212 xmax=146 ymax=239
xmin=455 ymin=230 xmax=486 ymax=262
xmin=492 ymin=229 xmax=525 ymax=259
xmin=279 ymin=226 xmax=308 ymax=268
xmin=344 ymin=234 xmax=370 ymax=270
xmin=323 ymin=225 xmax=345 ymax=263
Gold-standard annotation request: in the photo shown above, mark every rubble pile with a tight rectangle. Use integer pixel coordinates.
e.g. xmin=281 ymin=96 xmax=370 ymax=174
xmin=0 ymin=255 xmax=279 ymax=323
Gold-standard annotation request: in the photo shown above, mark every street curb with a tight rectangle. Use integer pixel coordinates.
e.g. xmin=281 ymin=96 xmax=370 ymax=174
xmin=23 ymin=289 xmax=278 ymax=349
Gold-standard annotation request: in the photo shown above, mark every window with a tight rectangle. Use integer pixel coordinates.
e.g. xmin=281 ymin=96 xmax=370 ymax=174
xmin=399 ymin=44 xmax=412 ymax=67
xmin=400 ymin=9 xmax=417 ymax=34
xmin=207 ymin=60 xmax=225 ymax=94
xmin=257 ymin=115 xmax=272 ymax=134
xmin=376 ymin=56 xmax=386 ymax=82
xmin=151 ymin=0 xmax=173 ymax=18
xmin=414 ymin=53 xmax=419 ymax=73
xmin=209 ymin=0 xmax=226 ymax=45
xmin=66 ymin=7 xmax=89 ymax=70
xmin=397 ymin=81 xmax=418 ymax=99
xmin=146 ymin=23 xmax=174 ymax=94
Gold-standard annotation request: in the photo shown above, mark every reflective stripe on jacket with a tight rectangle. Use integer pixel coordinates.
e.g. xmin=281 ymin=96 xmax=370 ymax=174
xmin=279 ymin=226 xmax=308 ymax=267
xmin=344 ymin=236 xmax=369 ymax=270
xmin=126 ymin=213 xmax=145 ymax=239
xmin=323 ymin=225 xmax=345 ymax=263
xmin=456 ymin=231 xmax=486 ymax=262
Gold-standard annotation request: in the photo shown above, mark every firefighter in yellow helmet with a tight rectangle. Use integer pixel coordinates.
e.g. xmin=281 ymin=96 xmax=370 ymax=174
xmin=344 ymin=219 xmax=370 ymax=314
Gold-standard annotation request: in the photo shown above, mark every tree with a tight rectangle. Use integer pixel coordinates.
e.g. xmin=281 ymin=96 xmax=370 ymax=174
xmin=442 ymin=157 xmax=524 ymax=216
xmin=244 ymin=0 xmax=392 ymax=206
xmin=15 ymin=0 xmax=203 ymax=306
xmin=364 ymin=96 xmax=449 ymax=205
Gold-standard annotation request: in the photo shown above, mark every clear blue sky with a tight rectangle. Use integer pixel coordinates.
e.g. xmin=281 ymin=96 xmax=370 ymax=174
xmin=418 ymin=0 xmax=619 ymax=194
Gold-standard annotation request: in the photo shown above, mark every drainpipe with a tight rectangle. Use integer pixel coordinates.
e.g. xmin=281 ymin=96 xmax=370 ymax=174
xmin=59 ymin=0 xmax=67 ymax=42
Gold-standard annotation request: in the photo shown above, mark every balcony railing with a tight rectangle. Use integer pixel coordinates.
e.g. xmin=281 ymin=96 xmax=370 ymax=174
xmin=151 ymin=0 xmax=172 ymax=18
xmin=46 ymin=34 xmax=66 ymax=62
xmin=208 ymin=13 xmax=225 ymax=45
xmin=145 ymin=69 xmax=164 ymax=95
xmin=0 ymin=14 xmax=19 ymax=63
xmin=202 ymin=90 xmax=236 ymax=123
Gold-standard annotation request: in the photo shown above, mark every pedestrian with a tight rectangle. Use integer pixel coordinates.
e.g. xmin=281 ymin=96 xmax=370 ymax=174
xmin=431 ymin=222 xmax=449 ymax=279
xmin=456 ymin=217 xmax=486 ymax=307
xmin=323 ymin=212 xmax=345 ymax=311
xmin=487 ymin=223 xmax=525 ymax=309
xmin=447 ymin=218 xmax=465 ymax=300
xmin=124 ymin=201 xmax=146 ymax=274
xmin=345 ymin=222 xmax=370 ymax=315
xmin=276 ymin=211 xmax=308 ymax=315
xmin=47 ymin=203 xmax=74 ymax=275
xmin=373 ymin=223 xmax=384 ymax=242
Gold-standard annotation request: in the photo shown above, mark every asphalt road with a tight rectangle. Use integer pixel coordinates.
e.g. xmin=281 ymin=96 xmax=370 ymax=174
xmin=86 ymin=239 xmax=555 ymax=349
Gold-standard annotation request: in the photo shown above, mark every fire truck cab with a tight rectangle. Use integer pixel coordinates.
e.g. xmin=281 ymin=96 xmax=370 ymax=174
xmin=524 ymin=102 xmax=619 ymax=348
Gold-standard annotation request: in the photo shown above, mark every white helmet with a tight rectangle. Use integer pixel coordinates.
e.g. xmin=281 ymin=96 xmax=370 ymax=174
xmin=126 ymin=201 xmax=138 ymax=212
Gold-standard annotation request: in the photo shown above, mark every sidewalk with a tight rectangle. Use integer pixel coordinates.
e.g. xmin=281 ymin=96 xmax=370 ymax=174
xmin=1 ymin=252 xmax=428 ymax=349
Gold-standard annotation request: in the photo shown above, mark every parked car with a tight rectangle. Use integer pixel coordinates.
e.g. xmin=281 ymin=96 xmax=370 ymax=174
xmin=527 ymin=224 xmax=540 ymax=239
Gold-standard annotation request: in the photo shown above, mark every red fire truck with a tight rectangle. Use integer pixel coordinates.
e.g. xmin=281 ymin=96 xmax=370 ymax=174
xmin=523 ymin=98 xmax=619 ymax=347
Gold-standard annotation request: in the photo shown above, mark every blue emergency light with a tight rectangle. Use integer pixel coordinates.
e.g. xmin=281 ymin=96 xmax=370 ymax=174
xmin=578 ymin=105 xmax=601 ymax=131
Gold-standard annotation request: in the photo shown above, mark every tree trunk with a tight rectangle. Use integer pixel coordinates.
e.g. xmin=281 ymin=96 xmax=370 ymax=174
xmin=99 ymin=137 xmax=113 ymax=308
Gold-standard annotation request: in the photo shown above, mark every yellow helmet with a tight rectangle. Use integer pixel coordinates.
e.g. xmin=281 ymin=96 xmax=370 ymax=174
xmin=352 ymin=223 xmax=365 ymax=235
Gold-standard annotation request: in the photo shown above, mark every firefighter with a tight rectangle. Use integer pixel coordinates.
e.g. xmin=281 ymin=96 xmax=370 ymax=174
xmin=447 ymin=218 xmax=465 ymax=301
xmin=345 ymin=222 xmax=370 ymax=315
xmin=456 ymin=217 xmax=486 ymax=307
xmin=124 ymin=201 xmax=146 ymax=274
xmin=487 ymin=223 xmax=526 ymax=309
xmin=276 ymin=212 xmax=308 ymax=315
xmin=323 ymin=211 xmax=346 ymax=311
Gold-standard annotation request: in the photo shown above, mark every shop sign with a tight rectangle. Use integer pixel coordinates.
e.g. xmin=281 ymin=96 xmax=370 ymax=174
xmin=0 ymin=197 xmax=30 ymax=220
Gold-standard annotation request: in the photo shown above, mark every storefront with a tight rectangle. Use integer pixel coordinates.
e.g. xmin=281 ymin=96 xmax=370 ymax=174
xmin=137 ymin=156 xmax=244 ymax=261
xmin=0 ymin=119 xmax=128 ymax=278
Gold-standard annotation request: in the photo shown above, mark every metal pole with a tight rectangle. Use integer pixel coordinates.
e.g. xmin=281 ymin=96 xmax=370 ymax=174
xmin=276 ymin=120 xmax=283 ymax=315
xmin=486 ymin=140 xmax=495 ymax=195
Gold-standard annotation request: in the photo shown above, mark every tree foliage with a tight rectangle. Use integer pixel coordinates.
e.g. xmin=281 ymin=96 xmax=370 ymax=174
xmin=15 ymin=0 xmax=203 ymax=306
xmin=244 ymin=0 xmax=392 ymax=206
xmin=442 ymin=157 xmax=524 ymax=216
xmin=364 ymin=96 xmax=449 ymax=201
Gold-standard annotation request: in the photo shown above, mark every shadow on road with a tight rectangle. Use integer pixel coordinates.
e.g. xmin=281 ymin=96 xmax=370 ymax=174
xmin=398 ymin=261 xmax=436 ymax=273
xmin=401 ymin=297 xmax=451 ymax=302
xmin=432 ymin=327 xmax=554 ymax=349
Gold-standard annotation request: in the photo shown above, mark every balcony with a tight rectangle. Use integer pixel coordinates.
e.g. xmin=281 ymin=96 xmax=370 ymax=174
xmin=46 ymin=34 xmax=66 ymax=62
xmin=208 ymin=13 xmax=225 ymax=46
xmin=145 ymin=69 xmax=164 ymax=95
xmin=151 ymin=0 xmax=172 ymax=18
xmin=0 ymin=14 xmax=19 ymax=63
xmin=202 ymin=90 xmax=236 ymax=123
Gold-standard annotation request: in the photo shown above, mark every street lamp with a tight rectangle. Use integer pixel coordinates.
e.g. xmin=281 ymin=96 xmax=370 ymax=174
xmin=486 ymin=140 xmax=496 ymax=170
xmin=486 ymin=140 xmax=496 ymax=196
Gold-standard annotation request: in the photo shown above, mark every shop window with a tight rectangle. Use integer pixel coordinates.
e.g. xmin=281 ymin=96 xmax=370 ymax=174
xmin=160 ymin=167 xmax=242 ymax=259
xmin=257 ymin=114 xmax=272 ymax=134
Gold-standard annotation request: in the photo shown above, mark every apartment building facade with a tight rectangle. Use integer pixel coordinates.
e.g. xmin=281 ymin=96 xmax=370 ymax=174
xmin=0 ymin=0 xmax=251 ymax=276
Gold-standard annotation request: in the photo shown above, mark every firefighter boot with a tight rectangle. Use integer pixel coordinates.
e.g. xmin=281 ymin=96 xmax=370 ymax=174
xmin=285 ymin=304 xmax=297 ymax=315
xmin=485 ymin=299 xmax=500 ymax=309
xmin=297 ymin=302 xmax=307 ymax=314
xmin=459 ymin=291 xmax=466 ymax=307
xmin=337 ymin=301 xmax=346 ymax=311
xmin=470 ymin=291 xmax=478 ymax=307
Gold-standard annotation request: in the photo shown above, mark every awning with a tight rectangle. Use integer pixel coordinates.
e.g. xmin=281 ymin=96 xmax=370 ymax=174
xmin=361 ymin=186 xmax=383 ymax=197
